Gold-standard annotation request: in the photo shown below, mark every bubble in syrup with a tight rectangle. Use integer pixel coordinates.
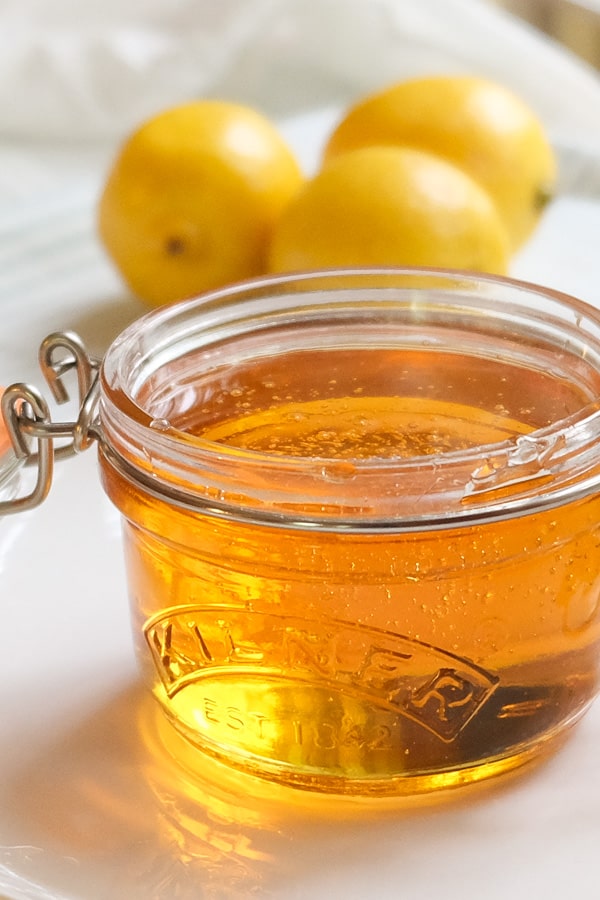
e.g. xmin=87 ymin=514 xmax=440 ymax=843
xmin=321 ymin=461 xmax=357 ymax=482
xmin=150 ymin=418 xmax=171 ymax=431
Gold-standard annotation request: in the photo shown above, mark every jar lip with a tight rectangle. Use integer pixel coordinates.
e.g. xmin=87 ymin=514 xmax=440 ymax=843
xmin=99 ymin=267 xmax=600 ymax=525
xmin=106 ymin=265 xmax=600 ymax=335
xmin=99 ymin=396 xmax=600 ymax=526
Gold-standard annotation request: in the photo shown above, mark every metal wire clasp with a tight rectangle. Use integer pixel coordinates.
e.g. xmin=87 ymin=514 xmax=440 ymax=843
xmin=0 ymin=331 xmax=101 ymax=515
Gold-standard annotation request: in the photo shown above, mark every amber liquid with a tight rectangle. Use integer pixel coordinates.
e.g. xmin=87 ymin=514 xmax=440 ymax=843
xmin=102 ymin=347 xmax=600 ymax=795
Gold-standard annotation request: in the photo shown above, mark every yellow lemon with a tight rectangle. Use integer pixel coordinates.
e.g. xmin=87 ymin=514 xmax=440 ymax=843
xmin=268 ymin=145 xmax=510 ymax=275
xmin=98 ymin=100 xmax=304 ymax=306
xmin=323 ymin=75 xmax=556 ymax=250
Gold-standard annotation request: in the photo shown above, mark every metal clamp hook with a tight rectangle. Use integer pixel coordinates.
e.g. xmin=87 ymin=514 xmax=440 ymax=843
xmin=0 ymin=331 xmax=101 ymax=515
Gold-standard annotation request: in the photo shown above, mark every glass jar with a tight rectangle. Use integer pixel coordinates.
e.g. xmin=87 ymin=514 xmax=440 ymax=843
xmin=7 ymin=268 xmax=600 ymax=798
xmin=95 ymin=268 xmax=600 ymax=796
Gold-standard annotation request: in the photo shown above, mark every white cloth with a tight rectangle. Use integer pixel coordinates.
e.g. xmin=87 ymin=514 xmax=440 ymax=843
xmin=0 ymin=0 xmax=599 ymax=147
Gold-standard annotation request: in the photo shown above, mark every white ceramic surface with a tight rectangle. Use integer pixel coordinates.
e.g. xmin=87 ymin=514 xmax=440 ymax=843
xmin=1 ymin=111 xmax=600 ymax=900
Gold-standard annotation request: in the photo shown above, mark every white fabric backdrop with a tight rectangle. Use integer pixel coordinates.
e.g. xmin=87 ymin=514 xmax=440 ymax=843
xmin=0 ymin=0 xmax=599 ymax=147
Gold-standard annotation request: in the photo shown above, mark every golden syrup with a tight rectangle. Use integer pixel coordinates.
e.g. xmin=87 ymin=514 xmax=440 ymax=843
xmin=101 ymin=344 xmax=600 ymax=794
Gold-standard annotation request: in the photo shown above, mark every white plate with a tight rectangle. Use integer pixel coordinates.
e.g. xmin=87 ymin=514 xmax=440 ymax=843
xmin=2 ymin=112 xmax=600 ymax=900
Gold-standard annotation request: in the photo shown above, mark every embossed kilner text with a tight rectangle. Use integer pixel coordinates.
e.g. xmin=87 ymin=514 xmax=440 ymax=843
xmin=144 ymin=606 xmax=499 ymax=742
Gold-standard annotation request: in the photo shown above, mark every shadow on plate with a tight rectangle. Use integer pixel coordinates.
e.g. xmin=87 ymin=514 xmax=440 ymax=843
xmin=1 ymin=678 xmax=557 ymax=899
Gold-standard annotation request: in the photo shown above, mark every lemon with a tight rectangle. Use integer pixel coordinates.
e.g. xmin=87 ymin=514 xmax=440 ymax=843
xmin=323 ymin=75 xmax=556 ymax=250
xmin=268 ymin=145 xmax=510 ymax=275
xmin=98 ymin=100 xmax=304 ymax=306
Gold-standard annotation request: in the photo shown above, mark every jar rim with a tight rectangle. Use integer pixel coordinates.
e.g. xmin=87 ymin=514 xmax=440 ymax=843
xmin=98 ymin=267 xmax=600 ymax=528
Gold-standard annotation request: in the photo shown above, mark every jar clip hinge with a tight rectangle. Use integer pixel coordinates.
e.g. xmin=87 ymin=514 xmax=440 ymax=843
xmin=0 ymin=331 xmax=101 ymax=515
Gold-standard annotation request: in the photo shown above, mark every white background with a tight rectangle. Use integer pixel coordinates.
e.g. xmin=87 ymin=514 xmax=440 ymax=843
xmin=1 ymin=2 xmax=600 ymax=897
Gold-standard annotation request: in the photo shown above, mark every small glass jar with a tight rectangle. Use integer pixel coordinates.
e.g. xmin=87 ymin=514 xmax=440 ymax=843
xmin=94 ymin=268 xmax=600 ymax=797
